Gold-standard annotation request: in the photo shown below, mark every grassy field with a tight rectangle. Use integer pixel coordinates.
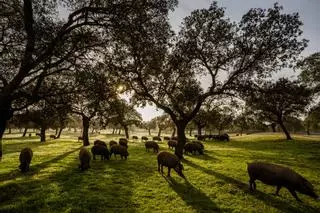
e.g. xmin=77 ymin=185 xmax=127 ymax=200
xmin=0 ymin=132 xmax=320 ymax=213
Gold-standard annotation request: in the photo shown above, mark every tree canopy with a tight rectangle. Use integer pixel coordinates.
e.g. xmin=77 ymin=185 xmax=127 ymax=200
xmin=243 ymin=78 xmax=312 ymax=140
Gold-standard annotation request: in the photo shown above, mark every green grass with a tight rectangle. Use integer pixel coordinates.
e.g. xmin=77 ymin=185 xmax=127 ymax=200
xmin=0 ymin=133 xmax=320 ymax=213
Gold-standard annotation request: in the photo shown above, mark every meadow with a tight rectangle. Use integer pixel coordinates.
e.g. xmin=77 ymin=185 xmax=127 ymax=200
xmin=0 ymin=132 xmax=319 ymax=213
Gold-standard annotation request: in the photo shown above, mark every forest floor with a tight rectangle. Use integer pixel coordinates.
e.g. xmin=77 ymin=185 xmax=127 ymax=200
xmin=0 ymin=132 xmax=320 ymax=213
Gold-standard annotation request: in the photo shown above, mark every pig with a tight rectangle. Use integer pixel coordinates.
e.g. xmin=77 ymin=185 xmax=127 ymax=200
xmin=145 ymin=141 xmax=159 ymax=153
xmin=141 ymin=136 xmax=148 ymax=141
xmin=119 ymin=138 xmax=128 ymax=148
xmin=247 ymin=161 xmax=319 ymax=202
xmin=79 ymin=147 xmax=91 ymax=170
xmin=153 ymin=136 xmax=162 ymax=141
xmin=19 ymin=147 xmax=33 ymax=172
xmin=192 ymin=140 xmax=204 ymax=150
xmin=132 ymin=136 xmax=139 ymax=140
xmin=91 ymin=145 xmax=110 ymax=160
xmin=50 ymin=135 xmax=56 ymax=139
xmin=164 ymin=136 xmax=171 ymax=141
xmin=184 ymin=142 xmax=203 ymax=155
xmin=157 ymin=151 xmax=185 ymax=179
xmin=109 ymin=140 xmax=118 ymax=147
xmin=94 ymin=140 xmax=107 ymax=147
xmin=110 ymin=145 xmax=129 ymax=160
xmin=167 ymin=140 xmax=178 ymax=149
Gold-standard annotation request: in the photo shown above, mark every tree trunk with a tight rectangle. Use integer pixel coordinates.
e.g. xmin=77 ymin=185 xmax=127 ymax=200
xmin=118 ymin=129 xmax=121 ymax=135
xmin=55 ymin=128 xmax=58 ymax=135
xmin=82 ymin=116 xmax=90 ymax=146
xmin=175 ymin=122 xmax=187 ymax=159
xmin=197 ymin=125 xmax=202 ymax=136
xmin=0 ymin=100 xmax=11 ymax=160
xmin=8 ymin=128 xmax=11 ymax=134
xmin=74 ymin=128 xmax=77 ymax=132
xmin=278 ymin=119 xmax=292 ymax=140
xmin=271 ymin=123 xmax=276 ymax=132
xmin=189 ymin=128 xmax=192 ymax=136
xmin=22 ymin=127 xmax=28 ymax=137
xmin=40 ymin=127 xmax=46 ymax=142
xmin=124 ymin=125 xmax=129 ymax=139
xmin=306 ymin=120 xmax=310 ymax=135
xmin=171 ymin=128 xmax=176 ymax=137
xmin=148 ymin=129 xmax=151 ymax=135
xmin=158 ymin=129 xmax=161 ymax=137
xmin=57 ymin=128 xmax=63 ymax=138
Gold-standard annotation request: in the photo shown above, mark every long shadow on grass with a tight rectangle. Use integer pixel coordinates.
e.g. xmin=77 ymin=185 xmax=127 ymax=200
xmin=2 ymin=139 xmax=59 ymax=155
xmin=184 ymin=153 xmax=221 ymax=162
xmin=166 ymin=177 xmax=221 ymax=212
xmin=0 ymin=147 xmax=81 ymax=182
xmin=0 ymin=155 xmax=138 ymax=212
xmin=184 ymin=159 xmax=319 ymax=213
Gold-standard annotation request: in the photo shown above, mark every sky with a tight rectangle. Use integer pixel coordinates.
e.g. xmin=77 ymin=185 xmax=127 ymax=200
xmin=136 ymin=0 xmax=320 ymax=121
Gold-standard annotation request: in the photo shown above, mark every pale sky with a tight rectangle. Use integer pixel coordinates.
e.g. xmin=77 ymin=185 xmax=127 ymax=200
xmin=136 ymin=0 xmax=320 ymax=121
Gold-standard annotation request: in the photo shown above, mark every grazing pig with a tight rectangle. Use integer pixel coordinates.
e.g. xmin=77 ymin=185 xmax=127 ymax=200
xmin=141 ymin=136 xmax=148 ymax=141
xmin=153 ymin=136 xmax=162 ymax=141
xmin=164 ymin=136 xmax=171 ymax=141
xmin=247 ymin=162 xmax=319 ymax=202
xmin=94 ymin=140 xmax=107 ymax=147
xmin=132 ymin=136 xmax=139 ymax=140
xmin=110 ymin=145 xmax=129 ymax=160
xmin=119 ymin=138 xmax=128 ymax=148
xmin=192 ymin=140 xmax=204 ymax=150
xmin=91 ymin=145 xmax=110 ymax=160
xmin=157 ymin=151 xmax=185 ymax=179
xmin=50 ymin=135 xmax=56 ymax=139
xmin=214 ymin=133 xmax=229 ymax=141
xmin=36 ymin=133 xmax=41 ymax=136
xmin=167 ymin=140 xmax=178 ymax=149
xmin=145 ymin=141 xmax=159 ymax=153
xmin=109 ymin=140 xmax=117 ymax=147
xmin=19 ymin=147 xmax=33 ymax=172
xmin=79 ymin=147 xmax=91 ymax=170
xmin=184 ymin=142 xmax=203 ymax=155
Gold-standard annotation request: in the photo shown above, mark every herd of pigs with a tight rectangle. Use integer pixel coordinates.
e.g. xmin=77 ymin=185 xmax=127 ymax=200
xmin=17 ymin=135 xmax=320 ymax=203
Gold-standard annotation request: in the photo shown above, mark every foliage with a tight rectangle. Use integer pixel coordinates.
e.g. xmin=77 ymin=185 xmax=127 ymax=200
xmin=243 ymin=78 xmax=312 ymax=139
xmin=107 ymin=98 xmax=142 ymax=138
xmin=298 ymin=52 xmax=320 ymax=93
xmin=109 ymin=1 xmax=307 ymax=157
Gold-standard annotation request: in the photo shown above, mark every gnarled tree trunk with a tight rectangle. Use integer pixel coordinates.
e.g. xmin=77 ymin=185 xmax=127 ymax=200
xmin=271 ymin=123 xmax=277 ymax=132
xmin=82 ymin=116 xmax=90 ymax=146
xmin=22 ymin=127 xmax=28 ymax=137
xmin=175 ymin=122 xmax=187 ymax=159
xmin=40 ymin=127 xmax=46 ymax=142
xmin=171 ymin=128 xmax=176 ymax=137
xmin=57 ymin=128 xmax=63 ymax=138
xmin=158 ymin=128 xmax=162 ymax=137
xmin=278 ymin=119 xmax=292 ymax=140
xmin=124 ymin=125 xmax=129 ymax=139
